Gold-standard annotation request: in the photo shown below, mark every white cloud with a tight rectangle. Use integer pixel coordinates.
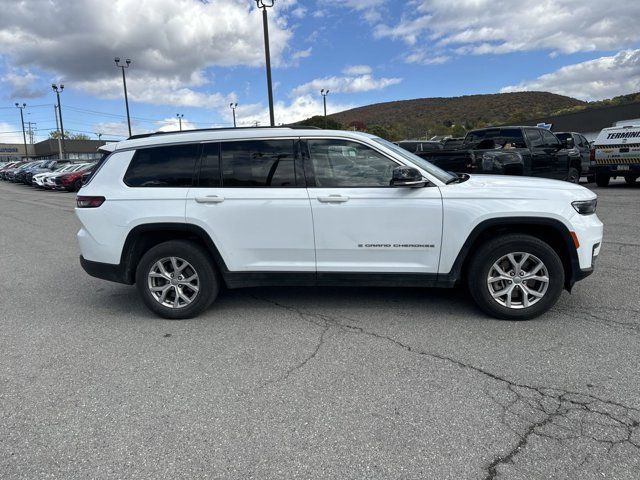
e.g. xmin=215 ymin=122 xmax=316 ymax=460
xmin=225 ymin=95 xmax=355 ymax=127
xmin=75 ymin=73 xmax=234 ymax=109
xmin=0 ymin=121 xmax=25 ymax=143
xmin=157 ymin=117 xmax=198 ymax=132
xmin=403 ymin=52 xmax=449 ymax=66
xmin=500 ymin=49 xmax=640 ymax=101
xmin=1 ymin=70 xmax=45 ymax=98
xmin=342 ymin=65 xmax=372 ymax=76
xmin=323 ymin=0 xmax=387 ymax=23
xmin=92 ymin=121 xmax=132 ymax=139
xmin=291 ymin=66 xmax=401 ymax=96
xmin=291 ymin=48 xmax=312 ymax=61
xmin=375 ymin=1 xmax=640 ymax=56
xmin=0 ymin=0 xmax=296 ymax=107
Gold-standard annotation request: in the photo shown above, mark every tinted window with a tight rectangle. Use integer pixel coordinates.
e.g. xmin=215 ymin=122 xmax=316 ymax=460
xmin=199 ymin=143 xmax=221 ymax=188
xmin=307 ymin=139 xmax=398 ymax=187
xmin=397 ymin=141 xmax=418 ymax=153
xmin=540 ymin=130 xmax=560 ymax=147
xmin=464 ymin=129 xmax=527 ymax=148
xmin=421 ymin=142 xmax=444 ymax=151
xmin=525 ymin=129 xmax=544 ymax=148
xmin=221 ymin=140 xmax=296 ymax=187
xmin=124 ymin=144 xmax=199 ymax=187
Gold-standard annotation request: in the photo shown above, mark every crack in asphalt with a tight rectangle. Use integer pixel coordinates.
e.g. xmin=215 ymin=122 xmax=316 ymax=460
xmin=251 ymin=294 xmax=640 ymax=479
xmin=555 ymin=305 xmax=640 ymax=334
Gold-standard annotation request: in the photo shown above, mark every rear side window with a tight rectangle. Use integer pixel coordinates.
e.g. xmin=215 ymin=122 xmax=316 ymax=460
xmin=220 ymin=140 xmax=297 ymax=187
xmin=124 ymin=144 xmax=200 ymax=187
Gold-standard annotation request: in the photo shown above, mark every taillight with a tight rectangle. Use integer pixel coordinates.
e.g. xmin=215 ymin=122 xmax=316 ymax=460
xmin=589 ymin=148 xmax=595 ymax=163
xmin=76 ymin=196 xmax=105 ymax=208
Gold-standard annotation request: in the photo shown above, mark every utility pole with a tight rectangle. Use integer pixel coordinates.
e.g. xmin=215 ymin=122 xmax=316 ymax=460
xmin=255 ymin=1 xmax=275 ymax=126
xmin=15 ymin=103 xmax=27 ymax=159
xmin=114 ymin=57 xmax=133 ymax=137
xmin=26 ymin=122 xmax=36 ymax=144
xmin=320 ymin=89 xmax=330 ymax=128
xmin=176 ymin=113 xmax=184 ymax=131
xmin=54 ymin=105 xmax=63 ymax=160
xmin=52 ymin=84 xmax=65 ymax=159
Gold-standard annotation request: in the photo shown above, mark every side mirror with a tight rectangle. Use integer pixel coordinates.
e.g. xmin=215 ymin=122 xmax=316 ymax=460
xmin=391 ymin=166 xmax=426 ymax=187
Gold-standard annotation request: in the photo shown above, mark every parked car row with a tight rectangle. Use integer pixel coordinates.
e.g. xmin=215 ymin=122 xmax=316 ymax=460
xmin=397 ymin=124 xmax=640 ymax=187
xmin=0 ymin=160 xmax=96 ymax=192
xmin=397 ymin=126 xmax=587 ymax=183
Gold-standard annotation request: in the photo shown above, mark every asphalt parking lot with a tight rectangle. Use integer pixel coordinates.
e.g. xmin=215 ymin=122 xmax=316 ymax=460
xmin=1 ymin=180 xmax=639 ymax=480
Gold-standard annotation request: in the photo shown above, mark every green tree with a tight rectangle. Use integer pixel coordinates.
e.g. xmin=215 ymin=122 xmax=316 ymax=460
xmin=296 ymin=115 xmax=343 ymax=130
xmin=49 ymin=131 xmax=91 ymax=140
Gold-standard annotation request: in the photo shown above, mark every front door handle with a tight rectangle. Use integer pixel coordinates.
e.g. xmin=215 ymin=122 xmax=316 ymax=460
xmin=318 ymin=195 xmax=349 ymax=203
xmin=195 ymin=195 xmax=225 ymax=204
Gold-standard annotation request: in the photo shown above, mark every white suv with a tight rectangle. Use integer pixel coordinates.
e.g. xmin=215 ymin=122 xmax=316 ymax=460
xmin=76 ymin=127 xmax=603 ymax=320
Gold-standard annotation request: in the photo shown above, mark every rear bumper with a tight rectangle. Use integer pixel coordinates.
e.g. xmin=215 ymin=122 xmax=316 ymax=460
xmin=80 ymin=256 xmax=132 ymax=285
xmin=595 ymin=164 xmax=640 ymax=175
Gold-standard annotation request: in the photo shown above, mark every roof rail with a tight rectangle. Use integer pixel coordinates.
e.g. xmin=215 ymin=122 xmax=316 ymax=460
xmin=126 ymin=125 xmax=321 ymax=141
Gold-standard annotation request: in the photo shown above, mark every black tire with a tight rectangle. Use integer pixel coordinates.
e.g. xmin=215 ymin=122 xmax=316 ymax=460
xmin=595 ymin=173 xmax=610 ymax=187
xmin=624 ymin=175 xmax=638 ymax=185
xmin=585 ymin=175 xmax=595 ymax=184
xmin=135 ymin=240 xmax=219 ymax=319
xmin=467 ymin=234 xmax=565 ymax=321
xmin=565 ymin=167 xmax=580 ymax=184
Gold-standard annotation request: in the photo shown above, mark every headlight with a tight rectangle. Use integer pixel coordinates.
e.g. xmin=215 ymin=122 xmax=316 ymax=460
xmin=572 ymin=199 xmax=597 ymax=215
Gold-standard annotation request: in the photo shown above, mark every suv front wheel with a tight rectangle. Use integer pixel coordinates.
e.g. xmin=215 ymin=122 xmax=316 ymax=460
xmin=467 ymin=234 xmax=565 ymax=320
xmin=135 ymin=240 xmax=219 ymax=319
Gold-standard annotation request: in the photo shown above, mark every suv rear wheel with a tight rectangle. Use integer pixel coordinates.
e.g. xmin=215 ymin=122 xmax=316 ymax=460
xmin=135 ymin=240 xmax=219 ymax=319
xmin=467 ymin=234 xmax=564 ymax=320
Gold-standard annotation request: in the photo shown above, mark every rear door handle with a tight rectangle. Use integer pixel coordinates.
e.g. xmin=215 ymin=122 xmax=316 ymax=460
xmin=195 ymin=195 xmax=225 ymax=204
xmin=318 ymin=195 xmax=349 ymax=203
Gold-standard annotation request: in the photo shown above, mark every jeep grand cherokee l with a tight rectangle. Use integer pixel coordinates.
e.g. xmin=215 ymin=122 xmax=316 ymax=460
xmin=76 ymin=128 xmax=603 ymax=320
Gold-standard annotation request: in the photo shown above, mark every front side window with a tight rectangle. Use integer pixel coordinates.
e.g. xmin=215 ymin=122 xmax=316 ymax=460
xmin=221 ymin=140 xmax=297 ymax=187
xmin=541 ymin=130 xmax=560 ymax=148
xmin=124 ymin=144 xmax=200 ymax=187
xmin=307 ymin=139 xmax=398 ymax=188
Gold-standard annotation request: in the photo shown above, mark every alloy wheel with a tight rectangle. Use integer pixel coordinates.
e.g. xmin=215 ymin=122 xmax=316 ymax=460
xmin=147 ymin=257 xmax=200 ymax=309
xmin=487 ymin=252 xmax=549 ymax=309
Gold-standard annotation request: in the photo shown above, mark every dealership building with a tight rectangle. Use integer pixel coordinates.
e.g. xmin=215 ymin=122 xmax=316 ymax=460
xmin=520 ymin=100 xmax=640 ymax=141
xmin=0 ymin=139 xmax=108 ymax=163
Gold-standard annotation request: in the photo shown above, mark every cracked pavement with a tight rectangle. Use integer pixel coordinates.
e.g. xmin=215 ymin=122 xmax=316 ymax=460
xmin=1 ymin=180 xmax=639 ymax=479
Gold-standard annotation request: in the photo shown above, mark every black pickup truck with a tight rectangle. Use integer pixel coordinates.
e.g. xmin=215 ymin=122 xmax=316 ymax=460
xmin=412 ymin=126 xmax=582 ymax=182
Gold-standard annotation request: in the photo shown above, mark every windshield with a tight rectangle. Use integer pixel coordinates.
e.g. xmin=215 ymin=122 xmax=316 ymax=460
xmin=372 ymin=137 xmax=456 ymax=184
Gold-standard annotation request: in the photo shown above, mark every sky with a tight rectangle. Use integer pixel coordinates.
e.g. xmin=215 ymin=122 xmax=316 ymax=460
xmin=1 ymin=0 xmax=640 ymax=143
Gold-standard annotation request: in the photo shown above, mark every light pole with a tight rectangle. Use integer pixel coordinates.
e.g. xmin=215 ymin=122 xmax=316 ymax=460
xmin=95 ymin=132 xmax=103 ymax=141
xmin=54 ymin=105 xmax=63 ymax=159
xmin=320 ymin=89 xmax=330 ymax=128
xmin=230 ymin=103 xmax=238 ymax=128
xmin=114 ymin=57 xmax=133 ymax=137
xmin=15 ymin=103 xmax=27 ymax=159
xmin=176 ymin=113 xmax=184 ymax=131
xmin=255 ymin=0 xmax=275 ymax=127
xmin=52 ymin=84 xmax=65 ymax=158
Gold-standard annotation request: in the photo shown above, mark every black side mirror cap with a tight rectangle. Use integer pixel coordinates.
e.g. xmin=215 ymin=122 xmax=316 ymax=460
xmin=391 ymin=166 xmax=426 ymax=187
